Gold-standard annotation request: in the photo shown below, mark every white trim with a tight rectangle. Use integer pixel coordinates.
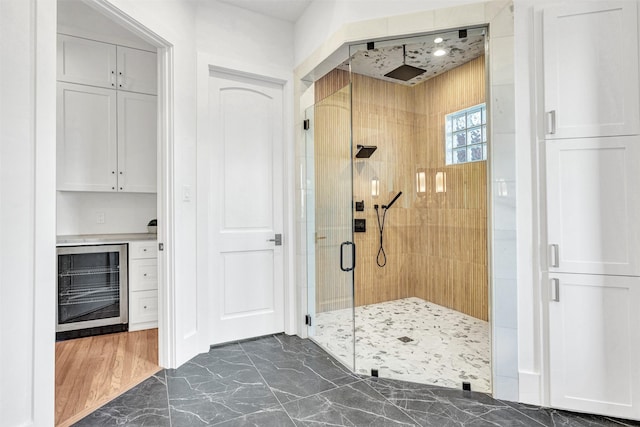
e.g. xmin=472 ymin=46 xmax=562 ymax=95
xmin=34 ymin=0 xmax=58 ymax=424
xmin=80 ymin=0 xmax=176 ymax=368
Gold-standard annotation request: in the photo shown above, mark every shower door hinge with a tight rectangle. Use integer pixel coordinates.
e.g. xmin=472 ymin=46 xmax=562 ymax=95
xmin=158 ymin=243 xmax=164 ymax=251
xmin=305 ymin=314 xmax=312 ymax=326
xmin=303 ymin=119 xmax=310 ymax=130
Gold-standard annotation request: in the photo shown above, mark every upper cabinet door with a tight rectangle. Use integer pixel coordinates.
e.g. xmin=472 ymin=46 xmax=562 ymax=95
xmin=546 ymin=136 xmax=640 ymax=276
xmin=57 ymin=82 xmax=118 ymax=191
xmin=116 ymin=46 xmax=157 ymax=95
xmin=543 ymin=2 xmax=640 ymax=139
xmin=57 ymin=34 xmax=117 ymax=89
xmin=117 ymin=91 xmax=157 ymax=193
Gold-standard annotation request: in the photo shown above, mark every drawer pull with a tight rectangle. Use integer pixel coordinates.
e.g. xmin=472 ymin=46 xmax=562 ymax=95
xmin=143 ymin=305 xmax=147 ymax=309
xmin=143 ymin=273 xmax=147 ymax=277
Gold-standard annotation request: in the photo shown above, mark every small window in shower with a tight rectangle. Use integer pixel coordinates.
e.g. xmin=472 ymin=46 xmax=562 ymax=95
xmin=445 ymin=103 xmax=487 ymax=165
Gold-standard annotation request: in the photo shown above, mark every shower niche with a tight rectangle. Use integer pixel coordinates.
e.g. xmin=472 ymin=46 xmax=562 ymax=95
xmin=306 ymin=28 xmax=491 ymax=393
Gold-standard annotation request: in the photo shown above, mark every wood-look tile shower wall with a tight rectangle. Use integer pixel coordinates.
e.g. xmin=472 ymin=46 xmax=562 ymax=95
xmin=314 ymin=56 xmax=487 ymax=321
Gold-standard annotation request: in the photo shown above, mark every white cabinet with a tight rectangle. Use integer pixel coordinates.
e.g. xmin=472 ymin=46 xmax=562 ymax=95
xmin=543 ymin=1 xmax=640 ymax=139
xmin=545 ymin=136 xmax=640 ymax=276
xmin=57 ymin=34 xmax=157 ymax=193
xmin=57 ymin=83 xmax=157 ymax=192
xmin=548 ymin=273 xmax=640 ymax=420
xmin=57 ymin=35 xmax=116 ymax=89
xmin=128 ymin=240 xmax=158 ymax=331
xmin=57 ymin=34 xmax=156 ymax=95
xmin=57 ymin=82 xmax=118 ymax=191
xmin=117 ymin=91 xmax=157 ymax=193
xmin=543 ymin=2 xmax=640 ymax=420
xmin=116 ymin=46 xmax=157 ymax=95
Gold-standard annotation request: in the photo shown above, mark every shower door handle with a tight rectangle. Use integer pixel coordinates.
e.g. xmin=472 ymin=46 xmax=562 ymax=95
xmin=340 ymin=241 xmax=356 ymax=272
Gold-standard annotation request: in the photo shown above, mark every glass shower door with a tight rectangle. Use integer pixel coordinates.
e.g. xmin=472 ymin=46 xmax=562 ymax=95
xmin=306 ymin=83 xmax=356 ymax=370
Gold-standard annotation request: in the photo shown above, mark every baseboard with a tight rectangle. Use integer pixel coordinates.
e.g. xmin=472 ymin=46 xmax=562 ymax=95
xmin=518 ymin=370 xmax=542 ymax=406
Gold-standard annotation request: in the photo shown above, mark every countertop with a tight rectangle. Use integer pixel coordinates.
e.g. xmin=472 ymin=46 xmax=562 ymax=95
xmin=57 ymin=233 xmax=157 ymax=246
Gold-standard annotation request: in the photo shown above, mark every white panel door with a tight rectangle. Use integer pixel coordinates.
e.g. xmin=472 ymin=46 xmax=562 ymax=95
xmin=208 ymin=70 xmax=284 ymax=345
xmin=546 ymin=137 xmax=640 ymax=276
xmin=117 ymin=91 xmax=157 ymax=193
xmin=57 ymin=34 xmax=117 ymax=89
xmin=116 ymin=46 xmax=157 ymax=95
xmin=57 ymin=82 xmax=117 ymax=191
xmin=549 ymin=273 xmax=640 ymax=420
xmin=543 ymin=1 xmax=640 ymax=139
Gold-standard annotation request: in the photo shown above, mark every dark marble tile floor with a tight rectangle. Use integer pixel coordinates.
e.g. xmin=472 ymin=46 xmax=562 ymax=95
xmin=74 ymin=334 xmax=640 ymax=426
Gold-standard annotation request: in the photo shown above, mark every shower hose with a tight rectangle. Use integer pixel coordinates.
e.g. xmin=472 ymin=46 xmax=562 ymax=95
xmin=374 ymin=204 xmax=388 ymax=267
xmin=374 ymin=191 xmax=402 ymax=268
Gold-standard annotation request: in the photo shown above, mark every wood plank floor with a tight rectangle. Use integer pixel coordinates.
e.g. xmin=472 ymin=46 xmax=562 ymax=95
xmin=55 ymin=329 xmax=160 ymax=427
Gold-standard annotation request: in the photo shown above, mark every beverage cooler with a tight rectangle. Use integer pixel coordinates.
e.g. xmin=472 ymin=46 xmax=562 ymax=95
xmin=56 ymin=244 xmax=128 ymax=340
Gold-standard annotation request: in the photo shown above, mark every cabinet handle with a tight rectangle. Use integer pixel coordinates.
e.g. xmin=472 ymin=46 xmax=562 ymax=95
xmin=143 ymin=305 xmax=147 ymax=309
xmin=550 ymin=278 xmax=560 ymax=302
xmin=546 ymin=110 xmax=556 ymax=134
xmin=549 ymin=244 xmax=559 ymax=268
xmin=111 ymin=171 xmax=115 ymax=174
xmin=111 ymin=186 xmax=115 ymax=190
xmin=119 ymin=187 xmax=123 ymax=190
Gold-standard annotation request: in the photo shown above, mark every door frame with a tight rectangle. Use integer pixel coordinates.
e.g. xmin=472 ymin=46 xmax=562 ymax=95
xmin=196 ymin=54 xmax=297 ymax=348
xmin=79 ymin=0 xmax=175 ymax=368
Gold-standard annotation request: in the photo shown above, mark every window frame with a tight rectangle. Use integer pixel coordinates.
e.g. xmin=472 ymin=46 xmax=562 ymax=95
xmin=445 ymin=103 xmax=487 ymax=165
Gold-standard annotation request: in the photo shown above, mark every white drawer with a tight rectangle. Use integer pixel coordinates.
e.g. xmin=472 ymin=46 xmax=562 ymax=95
xmin=129 ymin=258 xmax=158 ymax=291
xmin=129 ymin=240 xmax=157 ymax=259
xmin=129 ymin=290 xmax=158 ymax=326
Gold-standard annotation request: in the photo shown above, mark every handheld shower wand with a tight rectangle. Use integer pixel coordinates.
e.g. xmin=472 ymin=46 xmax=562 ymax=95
xmin=375 ymin=192 xmax=403 ymax=267
xmin=383 ymin=191 xmax=403 ymax=209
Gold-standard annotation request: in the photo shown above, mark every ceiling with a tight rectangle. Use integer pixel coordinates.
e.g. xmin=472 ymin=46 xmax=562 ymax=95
xmin=217 ymin=0 xmax=313 ymax=22
xmin=341 ymin=30 xmax=486 ymax=86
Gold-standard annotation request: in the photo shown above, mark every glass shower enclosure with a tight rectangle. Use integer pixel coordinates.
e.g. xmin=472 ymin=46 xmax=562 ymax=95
xmin=305 ymin=83 xmax=356 ymax=371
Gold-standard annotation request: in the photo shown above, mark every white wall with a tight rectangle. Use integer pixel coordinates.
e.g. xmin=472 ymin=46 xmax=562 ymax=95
xmin=294 ymin=0 xmax=486 ymax=67
xmin=98 ymin=0 xmax=201 ymax=368
xmin=1 ymin=0 xmax=57 ymax=425
xmin=194 ymin=0 xmax=298 ymax=342
xmin=58 ymin=0 xmax=156 ymax=51
xmin=196 ymin=0 xmax=293 ymax=74
xmin=57 ymin=191 xmax=157 ymax=235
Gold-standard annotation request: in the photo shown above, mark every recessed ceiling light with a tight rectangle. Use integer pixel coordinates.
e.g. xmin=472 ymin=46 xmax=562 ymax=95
xmin=434 ymin=37 xmax=443 ymax=43
xmin=434 ymin=48 xmax=446 ymax=57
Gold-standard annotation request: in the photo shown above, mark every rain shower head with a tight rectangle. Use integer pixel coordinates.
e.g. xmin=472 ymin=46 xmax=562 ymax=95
xmin=384 ymin=45 xmax=426 ymax=82
xmin=384 ymin=64 xmax=426 ymax=81
xmin=355 ymin=144 xmax=377 ymax=158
